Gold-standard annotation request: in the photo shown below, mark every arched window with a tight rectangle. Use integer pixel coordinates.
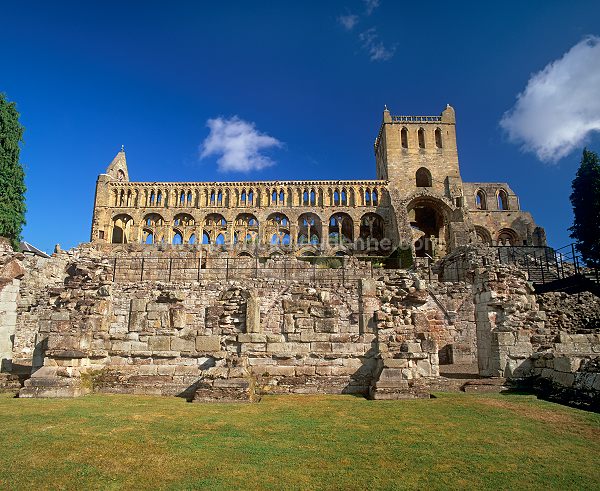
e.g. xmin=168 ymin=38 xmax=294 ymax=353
xmin=310 ymin=190 xmax=316 ymax=205
xmin=401 ymin=127 xmax=408 ymax=149
xmin=241 ymin=191 xmax=246 ymax=204
xmin=187 ymin=192 xmax=193 ymax=205
xmin=189 ymin=234 xmax=196 ymax=245
xmin=418 ymin=128 xmax=425 ymax=149
xmin=497 ymin=228 xmax=517 ymax=246
xmin=303 ymin=191 xmax=309 ymax=205
xmin=215 ymin=233 xmax=225 ymax=245
xmin=372 ymin=190 xmax=378 ymax=206
xmin=117 ymin=169 xmax=125 ymax=181
xmin=173 ymin=231 xmax=183 ymax=245
xmin=150 ymin=191 xmax=155 ymax=205
xmin=157 ymin=192 xmax=162 ymax=205
xmin=279 ymin=190 xmax=285 ymax=204
xmin=144 ymin=231 xmax=154 ymax=244
xmin=475 ymin=190 xmax=486 ymax=210
xmin=435 ymin=128 xmax=443 ymax=148
xmin=210 ymin=191 xmax=215 ymax=205
xmin=202 ymin=232 xmax=210 ymax=244
xmin=341 ymin=190 xmax=347 ymax=205
xmin=180 ymin=191 xmax=185 ymax=205
xmin=217 ymin=191 xmax=222 ymax=205
xmin=365 ymin=190 xmax=371 ymax=205
xmin=416 ymin=167 xmax=432 ymax=187
xmin=248 ymin=191 xmax=253 ymax=204
xmin=272 ymin=190 xmax=277 ymax=204
xmin=334 ymin=191 xmax=340 ymax=206
xmin=497 ymin=189 xmax=509 ymax=210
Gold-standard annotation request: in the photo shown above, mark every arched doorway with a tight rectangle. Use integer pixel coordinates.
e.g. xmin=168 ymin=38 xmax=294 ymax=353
xmin=407 ymin=199 xmax=448 ymax=258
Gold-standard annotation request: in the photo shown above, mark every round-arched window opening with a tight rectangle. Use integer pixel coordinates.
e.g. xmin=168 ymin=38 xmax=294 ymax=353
xmin=416 ymin=167 xmax=432 ymax=188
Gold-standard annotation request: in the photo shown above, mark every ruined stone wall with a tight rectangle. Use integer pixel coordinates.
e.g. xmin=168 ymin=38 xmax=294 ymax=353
xmin=9 ymin=242 xmax=599 ymax=401
xmin=14 ymin=245 xmax=475 ymax=399
xmin=0 ymin=238 xmax=25 ymax=372
xmin=537 ymin=291 xmax=600 ymax=334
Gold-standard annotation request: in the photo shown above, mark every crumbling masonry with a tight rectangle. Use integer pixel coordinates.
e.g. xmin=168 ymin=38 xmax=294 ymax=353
xmin=0 ymin=105 xmax=597 ymax=406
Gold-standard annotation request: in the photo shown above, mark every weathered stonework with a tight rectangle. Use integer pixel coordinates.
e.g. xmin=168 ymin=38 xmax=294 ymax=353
xmin=3 ymin=107 xmax=600 ymax=403
xmin=91 ymin=105 xmax=545 ymax=262
xmin=0 ymin=239 xmax=597 ymax=403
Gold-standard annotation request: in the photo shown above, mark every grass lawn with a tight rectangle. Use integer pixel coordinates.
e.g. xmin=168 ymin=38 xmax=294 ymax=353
xmin=0 ymin=392 xmax=598 ymax=490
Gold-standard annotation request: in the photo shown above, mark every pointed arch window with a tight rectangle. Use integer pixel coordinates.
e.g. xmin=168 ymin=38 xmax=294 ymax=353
xmin=418 ymin=128 xmax=425 ymax=149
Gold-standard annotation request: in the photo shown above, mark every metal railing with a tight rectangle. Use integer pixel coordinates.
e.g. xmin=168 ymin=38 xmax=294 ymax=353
xmin=493 ymin=244 xmax=599 ymax=286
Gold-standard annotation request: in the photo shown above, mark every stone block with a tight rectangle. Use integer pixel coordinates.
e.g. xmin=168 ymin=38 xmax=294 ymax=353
xmin=553 ymin=356 xmax=582 ymax=373
xmin=148 ymin=336 xmax=171 ymax=351
xmin=315 ymin=318 xmax=338 ymax=333
xmin=170 ymin=307 xmax=187 ymax=329
xmin=552 ymin=370 xmax=575 ymax=387
xmin=311 ymin=341 xmax=332 ymax=352
xmin=495 ymin=332 xmax=516 ymax=346
xmin=146 ymin=303 xmax=169 ymax=312
xmin=128 ymin=311 xmax=147 ymax=332
xmin=130 ymin=299 xmax=147 ymax=312
xmin=238 ymin=333 xmax=267 ymax=343
xmin=195 ymin=335 xmax=221 ymax=352
xmin=171 ymin=337 xmax=196 ymax=353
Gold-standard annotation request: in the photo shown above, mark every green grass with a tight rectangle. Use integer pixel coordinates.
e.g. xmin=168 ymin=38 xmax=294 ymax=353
xmin=0 ymin=392 xmax=598 ymax=490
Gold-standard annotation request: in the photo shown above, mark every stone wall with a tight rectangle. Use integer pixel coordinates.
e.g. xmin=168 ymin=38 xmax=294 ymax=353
xmin=5 ymin=242 xmax=599 ymax=402
xmin=537 ymin=291 xmax=600 ymax=334
xmin=14 ymin=245 xmax=482 ymax=400
xmin=0 ymin=238 xmax=25 ymax=372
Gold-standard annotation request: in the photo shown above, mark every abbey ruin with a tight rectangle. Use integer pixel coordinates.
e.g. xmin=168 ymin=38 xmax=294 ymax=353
xmin=0 ymin=105 xmax=598 ymax=407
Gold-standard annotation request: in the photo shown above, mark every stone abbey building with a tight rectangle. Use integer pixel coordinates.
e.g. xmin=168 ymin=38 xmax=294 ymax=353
xmin=4 ymin=105 xmax=597 ymax=406
xmin=91 ymin=105 xmax=546 ymax=259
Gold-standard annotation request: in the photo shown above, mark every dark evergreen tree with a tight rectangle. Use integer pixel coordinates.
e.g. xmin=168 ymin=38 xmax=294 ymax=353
xmin=0 ymin=93 xmax=26 ymax=250
xmin=569 ymin=149 xmax=600 ymax=267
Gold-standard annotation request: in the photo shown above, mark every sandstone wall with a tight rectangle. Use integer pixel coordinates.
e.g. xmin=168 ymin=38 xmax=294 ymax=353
xmin=15 ymin=246 xmax=473 ymax=399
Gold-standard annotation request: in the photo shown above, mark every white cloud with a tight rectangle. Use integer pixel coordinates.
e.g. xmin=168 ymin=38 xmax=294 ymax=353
xmin=500 ymin=36 xmax=600 ymax=163
xmin=359 ymin=28 xmax=395 ymax=61
xmin=338 ymin=14 xmax=359 ymax=31
xmin=364 ymin=0 xmax=380 ymax=15
xmin=200 ymin=116 xmax=282 ymax=172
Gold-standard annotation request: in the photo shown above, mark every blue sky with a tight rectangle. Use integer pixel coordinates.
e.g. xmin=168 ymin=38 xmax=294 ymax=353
xmin=2 ymin=0 xmax=600 ymax=253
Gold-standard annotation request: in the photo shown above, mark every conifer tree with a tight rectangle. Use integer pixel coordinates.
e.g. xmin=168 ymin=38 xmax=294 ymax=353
xmin=569 ymin=148 xmax=600 ymax=267
xmin=0 ymin=93 xmax=26 ymax=250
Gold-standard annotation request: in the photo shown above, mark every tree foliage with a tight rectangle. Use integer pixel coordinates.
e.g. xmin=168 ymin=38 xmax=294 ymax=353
xmin=569 ymin=148 xmax=600 ymax=267
xmin=0 ymin=93 xmax=26 ymax=250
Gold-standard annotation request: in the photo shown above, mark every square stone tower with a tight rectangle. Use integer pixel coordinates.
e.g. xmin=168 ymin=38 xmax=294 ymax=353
xmin=374 ymin=105 xmax=463 ymax=203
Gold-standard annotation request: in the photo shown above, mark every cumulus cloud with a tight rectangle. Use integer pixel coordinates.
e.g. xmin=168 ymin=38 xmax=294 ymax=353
xmin=200 ymin=116 xmax=282 ymax=172
xmin=338 ymin=14 xmax=359 ymax=31
xmin=500 ymin=36 xmax=600 ymax=163
xmin=359 ymin=28 xmax=395 ymax=61
xmin=364 ymin=0 xmax=380 ymax=15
